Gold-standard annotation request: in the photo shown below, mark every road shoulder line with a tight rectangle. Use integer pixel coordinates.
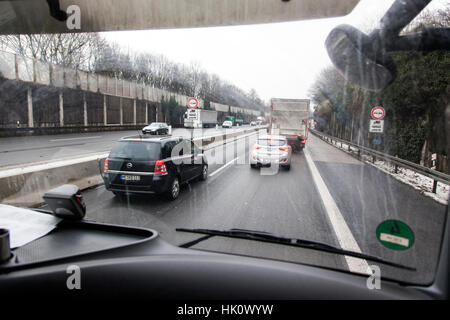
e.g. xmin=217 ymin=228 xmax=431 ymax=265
xmin=210 ymin=157 xmax=240 ymax=177
xmin=304 ymin=148 xmax=369 ymax=275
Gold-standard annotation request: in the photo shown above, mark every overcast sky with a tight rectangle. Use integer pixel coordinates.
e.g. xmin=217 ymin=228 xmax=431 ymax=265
xmin=102 ymin=0 xmax=447 ymax=104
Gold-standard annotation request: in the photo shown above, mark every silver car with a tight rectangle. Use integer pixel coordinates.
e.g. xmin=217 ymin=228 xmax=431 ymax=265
xmin=250 ymin=135 xmax=292 ymax=170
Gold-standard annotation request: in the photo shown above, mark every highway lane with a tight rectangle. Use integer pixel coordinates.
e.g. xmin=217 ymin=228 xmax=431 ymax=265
xmin=73 ymin=132 xmax=349 ymax=272
xmin=308 ymin=134 xmax=447 ymax=284
xmin=0 ymin=125 xmax=251 ymax=168
xmin=51 ymin=131 xmax=447 ymax=286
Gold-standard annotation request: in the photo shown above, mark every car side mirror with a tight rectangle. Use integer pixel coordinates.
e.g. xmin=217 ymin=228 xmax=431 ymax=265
xmin=43 ymin=184 xmax=86 ymax=220
xmin=325 ymin=24 xmax=397 ymax=92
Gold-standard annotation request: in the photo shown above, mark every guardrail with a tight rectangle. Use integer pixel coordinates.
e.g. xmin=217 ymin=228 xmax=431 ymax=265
xmin=310 ymin=129 xmax=450 ymax=193
xmin=193 ymin=125 xmax=266 ymax=149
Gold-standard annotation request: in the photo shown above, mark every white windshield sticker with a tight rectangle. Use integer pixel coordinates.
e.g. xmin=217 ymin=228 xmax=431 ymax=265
xmin=379 ymin=233 xmax=409 ymax=247
xmin=0 ymin=204 xmax=61 ymax=249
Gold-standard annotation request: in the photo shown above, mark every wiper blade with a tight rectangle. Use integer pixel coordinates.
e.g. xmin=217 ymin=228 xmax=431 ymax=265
xmin=176 ymin=228 xmax=416 ymax=271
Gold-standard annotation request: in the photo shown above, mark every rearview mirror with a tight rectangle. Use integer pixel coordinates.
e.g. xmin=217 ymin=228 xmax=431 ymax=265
xmin=325 ymin=24 xmax=397 ymax=92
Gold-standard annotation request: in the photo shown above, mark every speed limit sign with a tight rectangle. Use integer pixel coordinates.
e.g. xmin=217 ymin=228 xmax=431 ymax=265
xmin=371 ymin=106 xmax=385 ymax=120
xmin=188 ymin=97 xmax=199 ymax=109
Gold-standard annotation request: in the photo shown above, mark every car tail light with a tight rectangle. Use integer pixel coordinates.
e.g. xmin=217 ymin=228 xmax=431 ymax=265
xmin=75 ymin=194 xmax=85 ymax=204
xmin=154 ymin=160 xmax=168 ymax=174
xmin=104 ymin=158 xmax=109 ymax=171
xmin=253 ymin=145 xmax=261 ymax=150
xmin=279 ymin=147 xmax=290 ymax=152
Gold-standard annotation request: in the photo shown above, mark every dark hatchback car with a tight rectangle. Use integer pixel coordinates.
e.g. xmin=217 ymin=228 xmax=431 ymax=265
xmin=103 ymin=135 xmax=208 ymax=200
xmin=142 ymin=122 xmax=169 ymax=135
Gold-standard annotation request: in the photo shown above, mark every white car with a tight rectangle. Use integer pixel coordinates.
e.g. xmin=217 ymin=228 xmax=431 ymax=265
xmin=250 ymin=135 xmax=292 ymax=170
xmin=222 ymin=120 xmax=233 ymax=128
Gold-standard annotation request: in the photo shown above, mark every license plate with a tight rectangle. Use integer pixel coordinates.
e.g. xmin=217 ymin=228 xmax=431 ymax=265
xmin=120 ymin=175 xmax=140 ymax=181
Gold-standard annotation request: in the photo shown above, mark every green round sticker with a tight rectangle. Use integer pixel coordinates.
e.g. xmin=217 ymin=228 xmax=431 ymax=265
xmin=376 ymin=220 xmax=414 ymax=250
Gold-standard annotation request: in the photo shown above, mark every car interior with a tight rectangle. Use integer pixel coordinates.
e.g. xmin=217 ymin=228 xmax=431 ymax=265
xmin=0 ymin=0 xmax=449 ymax=306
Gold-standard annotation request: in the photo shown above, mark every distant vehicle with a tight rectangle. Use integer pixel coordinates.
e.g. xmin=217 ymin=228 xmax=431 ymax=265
xmin=250 ymin=135 xmax=291 ymax=170
xmin=142 ymin=122 xmax=169 ymax=135
xmin=222 ymin=120 xmax=233 ymax=128
xmin=270 ymin=98 xmax=310 ymax=152
xmin=250 ymin=121 xmax=257 ymax=126
xmin=103 ymin=135 xmax=208 ymax=200
xmin=224 ymin=115 xmax=244 ymax=126
xmin=224 ymin=116 xmax=236 ymax=125
xmin=184 ymin=109 xmax=218 ymax=128
xmin=257 ymin=116 xmax=267 ymax=124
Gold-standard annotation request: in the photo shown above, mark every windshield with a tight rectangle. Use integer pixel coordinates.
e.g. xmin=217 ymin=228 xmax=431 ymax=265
xmin=109 ymin=141 xmax=161 ymax=160
xmin=0 ymin=0 xmax=449 ymax=287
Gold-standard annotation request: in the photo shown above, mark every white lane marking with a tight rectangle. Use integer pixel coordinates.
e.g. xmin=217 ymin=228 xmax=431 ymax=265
xmin=304 ymin=148 xmax=369 ymax=275
xmin=209 ymin=157 xmax=239 ymax=177
xmin=50 ymin=136 xmax=102 ymax=142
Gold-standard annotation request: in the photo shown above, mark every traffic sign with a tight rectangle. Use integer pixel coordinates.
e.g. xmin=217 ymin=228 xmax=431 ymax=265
xmin=371 ymin=106 xmax=385 ymax=120
xmin=376 ymin=220 xmax=414 ymax=250
xmin=369 ymin=120 xmax=384 ymax=133
xmin=188 ymin=97 xmax=199 ymax=109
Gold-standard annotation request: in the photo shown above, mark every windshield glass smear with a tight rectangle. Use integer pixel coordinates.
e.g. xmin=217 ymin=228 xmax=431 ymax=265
xmin=0 ymin=0 xmax=449 ymax=286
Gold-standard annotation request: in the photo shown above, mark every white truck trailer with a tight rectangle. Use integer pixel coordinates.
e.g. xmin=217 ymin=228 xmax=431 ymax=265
xmin=184 ymin=109 xmax=218 ymax=128
xmin=270 ymin=98 xmax=310 ymax=151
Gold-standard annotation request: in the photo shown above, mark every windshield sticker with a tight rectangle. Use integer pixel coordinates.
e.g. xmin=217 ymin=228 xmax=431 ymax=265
xmin=376 ymin=220 xmax=414 ymax=250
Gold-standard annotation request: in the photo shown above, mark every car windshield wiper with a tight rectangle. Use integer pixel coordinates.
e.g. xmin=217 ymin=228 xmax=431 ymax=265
xmin=176 ymin=228 xmax=416 ymax=271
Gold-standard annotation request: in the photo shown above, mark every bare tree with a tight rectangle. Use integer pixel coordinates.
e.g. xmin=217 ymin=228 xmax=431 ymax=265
xmin=0 ymin=33 xmax=107 ymax=71
xmin=403 ymin=7 xmax=450 ymax=33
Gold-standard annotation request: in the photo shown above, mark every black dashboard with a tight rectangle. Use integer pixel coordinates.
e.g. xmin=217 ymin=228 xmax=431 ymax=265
xmin=0 ymin=219 xmax=434 ymax=300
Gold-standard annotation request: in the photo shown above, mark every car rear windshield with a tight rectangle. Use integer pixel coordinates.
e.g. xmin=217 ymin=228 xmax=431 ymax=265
xmin=109 ymin=141 xmax=161 ymax=160
xmin=257 ymin=139 xmax=286 ymax=146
